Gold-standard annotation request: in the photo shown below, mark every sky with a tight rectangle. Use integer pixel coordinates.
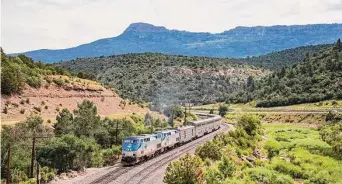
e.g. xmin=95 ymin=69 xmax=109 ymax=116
xmin=1 ymin=0 xmax=342 ymax=53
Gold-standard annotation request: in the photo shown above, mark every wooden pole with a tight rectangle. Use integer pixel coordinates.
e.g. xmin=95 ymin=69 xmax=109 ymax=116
xmin=6 ymin=143 xmax=11 ymax=184
xmin=30 ymin=135 xmax=36 ymax=178
xmin=184 ymin=104 xmax=187 ymax=125
xmin=115 ymin=120 xmax=118 ymax=145
xmin=36 ymin=162 xmax=40 ymax=184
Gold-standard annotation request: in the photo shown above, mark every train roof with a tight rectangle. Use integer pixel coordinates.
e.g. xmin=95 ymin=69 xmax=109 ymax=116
xmin=176 ymin=125 xmax=194 ymax=130
xmin=125 ymin=134 xmax=157 ymax=140
xmin=155 ymin=129 xmax=178 ymax=134
xmin=189 ymin=114 xmax=221 ymax=125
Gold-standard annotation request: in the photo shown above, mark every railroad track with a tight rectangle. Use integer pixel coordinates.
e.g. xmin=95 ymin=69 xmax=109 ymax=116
xmin=126 ymin=128 xmax=224 ymax=184
xmin=89 ymin=167 xmax=130 ymax=184
xmin=88 ymin=124 xmax=229 ymax=184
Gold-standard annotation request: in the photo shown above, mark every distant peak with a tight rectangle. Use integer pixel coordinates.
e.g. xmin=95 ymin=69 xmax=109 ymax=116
xmin=124 ymin=22 xmax=168 ymax=33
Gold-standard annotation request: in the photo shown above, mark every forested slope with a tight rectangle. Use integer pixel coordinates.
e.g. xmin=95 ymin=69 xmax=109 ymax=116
xmin=58 ymin=43 xmax=331 ymax=108
xmin=58 ymin=53 xmax=270 ymax=108
xmin=229 ymin=39 xmax=342 ymax=107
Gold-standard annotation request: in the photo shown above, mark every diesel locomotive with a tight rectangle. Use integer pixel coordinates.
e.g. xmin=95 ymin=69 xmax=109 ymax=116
xmin=121 ymin=113 xmax=221 ymax=165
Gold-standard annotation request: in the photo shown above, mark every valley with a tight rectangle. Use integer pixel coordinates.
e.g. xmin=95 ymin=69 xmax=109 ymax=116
xmin=1 ymin=36 xmax=341 ymax=184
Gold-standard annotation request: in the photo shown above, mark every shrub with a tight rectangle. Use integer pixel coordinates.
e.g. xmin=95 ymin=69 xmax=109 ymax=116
xmin=40 ymin=167 xmax=56 ymax=183
xmin=217 ymin=155 xmax=236 ymax=178
xmin=12 ymin=103 xmax=19 ymax=108
xmin=44 ymin=105 xmax=48 ymax=110
xmin=45 ymin=77 xmax=52 ymax=84
xmin=195 ymin=140 xmax=222 ymax=161
xmin=5 ymin=100 xmax=11 ymax=106
xmin=218 ymin=104 xmax=229 ymax=117
xmin=3 ymin=107 xmax=8 ymax=114
xmin=20 ymin=99 xmax=25 ymax=105
xmin=209 ymin=109 xmax=214 ymax=114
xmin=102 ymin=145 xmax=121 ymax=166
xmin=20 ymin=109 xmax=25 ymax=114
xmin=264 ymin=140 xmax=282 ymax=158
xmin=26 ymin=76 xmax=42 ymax=88
xmin=237 ymin=114 xmax=262 ymax=137
xmin=47 ymin=119 xmax=51 ymax=123
xmin=41 ymin=101 xmax=45 ymax=105
xmin=33 ymin=106 xmax=41 ymax=112
xmin=246 ymin=167 xmax=293 ymax=184
xmin=26 ymin=98 xmax=30 ymax=104
xmin=37 ymin=135 xmax=103 ymax=172
xmin=53 ymin=78 xmax=64 ymax=86
xmin=270 ymin=157 xmax=303 ymax=178
xmin=164 ymin=153 xmax=203 ymax=184
xmin=55 ymin=107 xmax=60 ymax=112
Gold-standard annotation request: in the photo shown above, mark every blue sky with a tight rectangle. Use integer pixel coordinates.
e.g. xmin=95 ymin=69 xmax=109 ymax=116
xmin=2 ymin=0 xmax=342 ymax=53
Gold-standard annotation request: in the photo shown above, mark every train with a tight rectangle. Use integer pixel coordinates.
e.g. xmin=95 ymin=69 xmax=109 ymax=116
xmin=121 ymin=113 xmax=222 ymax=165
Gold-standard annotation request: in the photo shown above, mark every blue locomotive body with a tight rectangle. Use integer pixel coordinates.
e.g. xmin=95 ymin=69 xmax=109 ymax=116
xmin=121 ymin=114 xmax=221 ymax=166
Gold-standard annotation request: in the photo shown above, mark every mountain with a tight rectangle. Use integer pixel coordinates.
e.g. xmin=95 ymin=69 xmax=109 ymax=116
xmin=12 ymin=23 xmax=342 ymax=63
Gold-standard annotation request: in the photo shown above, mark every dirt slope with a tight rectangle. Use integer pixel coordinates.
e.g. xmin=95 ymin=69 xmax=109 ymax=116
xmin=1 ymin=78 xmax=149 ymax=124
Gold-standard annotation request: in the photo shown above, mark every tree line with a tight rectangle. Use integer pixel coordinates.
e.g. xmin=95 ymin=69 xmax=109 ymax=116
xmin=227 ymin=39 xmax=342 ymax=107
xmin=1 ymin=100 xmax=168 ymax=183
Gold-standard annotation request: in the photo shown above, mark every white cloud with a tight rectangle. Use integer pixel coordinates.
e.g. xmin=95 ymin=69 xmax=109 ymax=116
xmin=2 ymin=0 xmax=342 ymax=53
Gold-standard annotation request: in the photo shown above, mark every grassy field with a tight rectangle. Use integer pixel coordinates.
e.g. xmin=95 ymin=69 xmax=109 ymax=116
xmin=262 ymin=124 xmax=342 ymax=183
xmin=191 ymin=101 xmax=342 ymax=126
xmin=191 ymin=100 xmax=342 ymax=111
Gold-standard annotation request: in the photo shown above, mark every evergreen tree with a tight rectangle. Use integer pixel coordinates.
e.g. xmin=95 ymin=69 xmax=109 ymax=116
xmin=73 ymin=100 xmax=101 ymax=137
xmin=54 ymin=108 xmax=74 ymax=136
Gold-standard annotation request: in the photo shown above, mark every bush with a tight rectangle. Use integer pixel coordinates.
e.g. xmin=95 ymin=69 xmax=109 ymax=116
xmin=20 ymin=109 xmax=25 ymax=114
xmin=20 ymin=99 xmax=25 ymax=105
xmin=102 ymin=145 xmax=121 ymax=166
xmin=164 ymin=153 xmax=203 ymax=184
xmin=320 ymin=121 xmax=342 ymax=156
xmin=195 ymin=140 xmax=221 ymax=161
xmin=53 ymin=78 xmax=64 ymax=86
xmin=26 ymin=76 xmax=42 ymax=88
xmin=37 ymin=134 xmax=103 ymax=172
xmin=1 ymin=58 xmax=25 ymax=95
xmin=12 ymin=103 xmax=19 ymax=108
xmin=26 ymin=98 xmax=30 ymax=104
xmin=217 ymin=155 xmax=236 ymax=178
xmin=44 ymin=105 xmax=48 ymax=110
xmin=264 ymin=140 xmax=282 ymax=158
xmin=218 ymin=104 xmax=229 ymax=117
xmin=33 ymin=106 xmax=41 ymax=112
xmin=270 ymin=157 xmax=303 ymax=178
xmin=3 ymin=107 xmax=8 ymax=114
xmin=246 ymin=167 xmax=293 ymax=184
xmin=237 ymin=114 xmax=262 ymax=137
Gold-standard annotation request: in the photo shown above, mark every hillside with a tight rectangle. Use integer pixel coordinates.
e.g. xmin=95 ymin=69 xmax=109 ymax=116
xmin=235 ymin=44 xmax=331 ymax=70
xmin=12 ymin=23 xmax=342 ymax=63
xmin=58 ymin=53 xmax=270 ymax=109
xmin=229 ymin=40 xmax=342 ymax=107
xmin=1 ymin=51 xmax=149 ymax=123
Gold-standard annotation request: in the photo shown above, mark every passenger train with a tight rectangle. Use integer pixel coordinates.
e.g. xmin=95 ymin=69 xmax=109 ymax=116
xmin=121 ymin=113 xmax=222 ymax=165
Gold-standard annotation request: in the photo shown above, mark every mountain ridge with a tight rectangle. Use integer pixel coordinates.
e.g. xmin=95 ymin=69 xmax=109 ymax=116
xmin=11 ymin=23 xmax=342 ymax=63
